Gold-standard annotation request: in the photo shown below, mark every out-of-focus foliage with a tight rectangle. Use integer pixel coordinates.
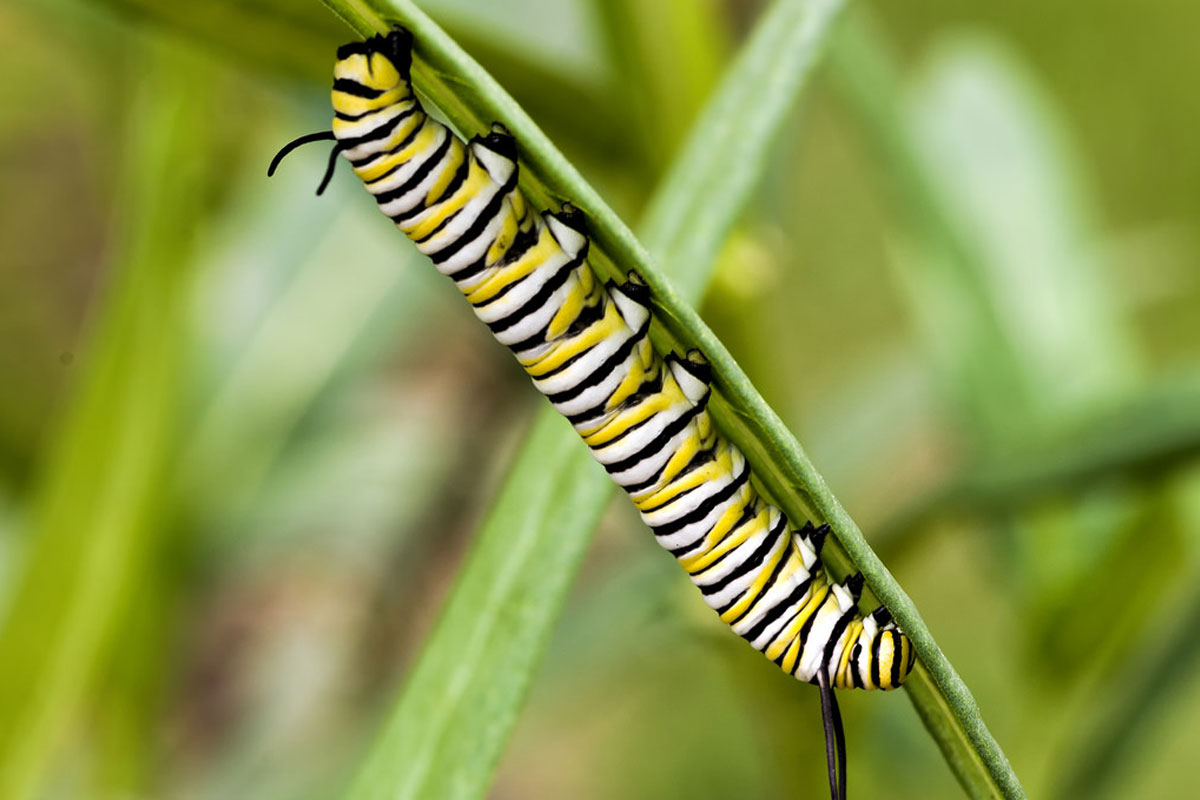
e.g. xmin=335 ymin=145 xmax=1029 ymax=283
xmin=0 ymin=0 xmax=1197 ymax=798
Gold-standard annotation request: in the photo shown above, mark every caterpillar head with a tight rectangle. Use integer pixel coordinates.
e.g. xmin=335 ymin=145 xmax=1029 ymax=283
xmin=336 ymin=26 xmax=413 ymax=80
xmin=332 ymin=27 xmax=414 ymax=120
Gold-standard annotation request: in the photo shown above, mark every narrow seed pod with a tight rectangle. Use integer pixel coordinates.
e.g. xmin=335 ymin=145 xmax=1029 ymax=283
xmin=271 ymin=26 xmax=916 ymax=799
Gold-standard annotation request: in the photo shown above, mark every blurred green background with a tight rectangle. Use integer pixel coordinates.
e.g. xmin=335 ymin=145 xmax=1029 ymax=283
xmin=2 ymin=0 xmax=1199 ymax=798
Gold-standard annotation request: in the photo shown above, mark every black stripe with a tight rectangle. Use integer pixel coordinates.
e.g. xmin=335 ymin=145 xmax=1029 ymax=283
xmin=560 ymin=297 xmax=607 ymax=338
xmin=603 ymin=403 xmax=703 ymax=476
xmin=637 ymin=480 xmax=701 ymax=516
xmin=504 ymin=324 xmax=552 ymax=355
xmin=821 ymin=609 xmax=857 ymax=675
xmin=449 ymin=254 xmax=490 ymax=283
xmin=370 ymin=131 xmax=451 ymax=198
xmin=451 ymin=220 xmax=540 ymax=284
xmin=850 ymin=644 xmax=864 ymax=689
xmin=497 ymin=220 xmax=540 ymax=266
xmin=889 ymin=632 xmax=903 ymax=687
xmin=652 ymin=462 xmax=750 ymax=538
xmin=667 ymin=487 xmax=744 ymax=560
xmin=565 ymin=400 xmax=611 ymax=429
xmin=336 ymin=41 xmax=372 ymax=60
xmin=870 ymin=635 xmax=883 ymax=688
xmin=429 ymin=171 xmax=520 ymax=264
xmin=618 ymin=455 xmax=671 ymax=495
xmin=333 ymin=78 xmax=383 ymax=98
xmin=590 ymin=411 xmax=657 ymax=456
xmin=792 ymin=595 xmax=829 ymax=678
xmin=472 ymin=270 xmax=532 ymax=309
xmin=644 ymin=446 xmax=716 ymax=515
xmin=615 ymin=369 xmax=665 ymax=411
xmin=725 ymin=530 xmax=792 ymax=625
xmin=544 ymin=318 xmax=649 ymax=405
xmin=351 ymin=114 xmax=426 ymax=170
xmin=710 ymin=510 xmax=773 ymax=614
xmin=565 ymin=368 xmax=663 ymax=430
xmin=486 ymin=252 xmax=582 ymax=335
xmin=338 ymin=105 xmax=415 ymax=151
xmin=738 ymin=574 xmax=813 ymax=643
xmin=336 ymin=108 xmax=377 ymax=122
xmin=412 ymin=208 xmax=462 ymax=245
xmin=425 ymin=147 xmax=472 ymax=209
xmin=698 ymin=519 xmax=783 ymax=597
xmin=401 ymin=152 xmax=470 ymax=228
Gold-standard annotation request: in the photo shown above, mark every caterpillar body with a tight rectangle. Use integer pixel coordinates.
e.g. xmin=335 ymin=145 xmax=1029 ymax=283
xmin=271 ymin=26 xmax=914 ymax=797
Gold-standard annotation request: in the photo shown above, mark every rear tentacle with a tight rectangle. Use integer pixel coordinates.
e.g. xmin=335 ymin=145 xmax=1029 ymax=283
xmin=316 ymin=142 xmax=346 ymax=196
xmin=816 ymin=666 xmax=847 ymax=800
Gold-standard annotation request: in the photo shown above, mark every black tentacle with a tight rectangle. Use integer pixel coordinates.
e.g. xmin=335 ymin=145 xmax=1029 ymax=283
xmin=832 ymin=678 xmax=847 ymax=800
xmin=268 ymin=131 xmax=336 ymax=177
xmin=817 ymin=667 xmax=847 ymax=800
xmin=316 ymin=142 xmax=345 ymax=196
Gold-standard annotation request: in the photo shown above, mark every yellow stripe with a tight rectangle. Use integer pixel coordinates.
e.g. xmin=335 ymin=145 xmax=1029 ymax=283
xmin=352 ymin=122 xmax=440 ymax=184
xmin=834 ymin=620 xmax=863 ymax=688
xmin=877 ymin=633 xmax=896 ymax=689
xmin=544 ymin=268 xmax=597 ymax=340
xmin=780 ymin=636 xmax=802 ymax=674
xmin=634 ymin=435 xmax=728 ymax=513
xmin=402 ymin=162 xmax=490 ymax=240
xmin=527 ymin=306 xmax=627 ymax=380
xmin=762 ymin=580 xmax=828 ymax=661
xmin=331 ymin=84 xmax=410 ymax=118
xmin=715 ymin=542 xmax=797 ymax=627
xmin=484 ymin=206 xmax=521 ymax=265
xmin=684 ymin=507 xmax=767 ymax=575
xmin=466 ymin=230 xmax=562 ymax=305
xmin=581 ymin=391 xmax=679 ymax=447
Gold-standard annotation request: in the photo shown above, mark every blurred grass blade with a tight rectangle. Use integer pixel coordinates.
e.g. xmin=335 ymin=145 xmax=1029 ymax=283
xmin=330 ymin=0 xmax=856 ymax=798
xmin=831 ymin=18 xmax=1134 ymax=452
xmin=98 ymin=0 xmax=345 ymax=81
xmin=347 ymin=411 xmax=610 ymax=800
xmin=93 ymin=0 xmax=628 ymax=161
xmin=902 ymin=34 xmax=1137 ymax=419
xmin=184 ymin=191 xmax=435 ymax=533
xmin=592 ymin=0 xmax=728 ymax=175
xmin=0 ymin=45 xmax=216 ymax=800
xmin=828 ymin=18 xmax=1033 ymax=800
xmin=878 ymin=372 xmax=1200 ymax=546
xmin=1054 ymin=567 xmax=1200 ymax=799
xmin=639 ymin=0 xmax=850 ymax=299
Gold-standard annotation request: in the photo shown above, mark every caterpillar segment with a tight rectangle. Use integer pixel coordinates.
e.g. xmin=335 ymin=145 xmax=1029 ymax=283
xmin=270 ymin=26 xmax=916 ymax=799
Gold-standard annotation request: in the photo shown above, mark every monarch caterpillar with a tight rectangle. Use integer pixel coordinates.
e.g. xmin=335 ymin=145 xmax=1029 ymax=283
xmin=270 ymin=26 xmax=915 ymax=800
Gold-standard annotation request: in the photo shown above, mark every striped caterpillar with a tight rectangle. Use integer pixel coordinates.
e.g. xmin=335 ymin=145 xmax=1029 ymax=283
xmin=270 ymin=26 xmax=914 ymax=800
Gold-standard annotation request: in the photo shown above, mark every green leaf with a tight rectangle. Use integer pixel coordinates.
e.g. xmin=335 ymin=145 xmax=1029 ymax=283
xmin=317 ymin=1 xmax=1022 ymax=799
xmin=0 ymin=44 xmax=219 ymax=800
